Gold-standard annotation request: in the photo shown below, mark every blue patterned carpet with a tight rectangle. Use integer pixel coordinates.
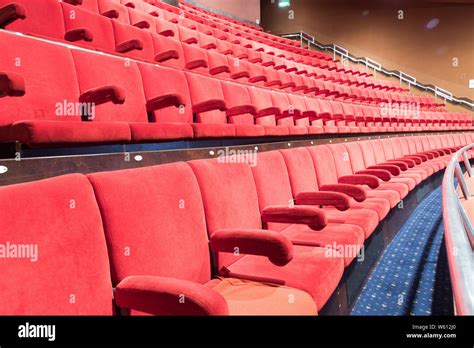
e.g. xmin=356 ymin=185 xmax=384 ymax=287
xmin=351 ymin=186 xmax=453 ymax=316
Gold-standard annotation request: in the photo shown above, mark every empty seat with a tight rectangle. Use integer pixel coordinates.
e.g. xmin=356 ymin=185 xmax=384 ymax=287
xmin=246 ymin=87 xmax=289 ymax=137
xmin=357 ymin=141 xmax=417 ymax=190
xmin=0 ymin=32 xmax=130 ymax=146
xmin=62 ymin=2 xmax=116 ymax=52
xmin=88 ymin=163 xmax=317 ymax=315
xmin=151 ymin=34 xmax=186 ymax=67
xmin=97 ymin=0 xmax=130 ymax=23
xmin=0 ymin=0 xmax=65 ymax=41
xmin=327 ymin=143 xmax=402 ymax=208
xmin=251 ymin=150 xmax=366 ymax=266
xmin=189 ymin=159 xmax=345 ymax=310
xmin=72 ymin=49 xmax=192 ymax=142
xmin=111 ymin=20 xmax=155 ymax=60
xmin=0 ymin=174 xmax=115 ymax=315
xmin=270 ymin=91 xmax=308 ymax=135
xmin=185 ymin=72 xmax=236 ymax=138
xmin=220 ymin=81 xmax=265 ymax=137
xmin=342 ymin=142 xmax=410 ymax=199
xmin=280 ymin=147 xmax=386 ymax=234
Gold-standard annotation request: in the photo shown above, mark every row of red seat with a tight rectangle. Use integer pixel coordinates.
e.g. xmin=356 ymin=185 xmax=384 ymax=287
xmin=1 ymin=31 xmax=469 ymax=147
xmin=0 ymin=0 xmax=445 ymax=111
xmin=177 ymin=0 xmax=265 ymax=33
xmin=177 ymin=0 xmax=315 ymax=51
xmin=0 ymin=133 xmax=470 ymax=315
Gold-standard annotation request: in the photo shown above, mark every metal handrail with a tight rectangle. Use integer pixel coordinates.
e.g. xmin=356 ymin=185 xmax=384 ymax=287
xmin=281 ymin=31 xmax=474 ymax=110
xmin=442 ymin=144 xmax=474 ymax=315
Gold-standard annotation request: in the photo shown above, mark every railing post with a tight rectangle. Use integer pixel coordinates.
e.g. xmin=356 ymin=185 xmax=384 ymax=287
xmin=463 ymin=151 xmax=474 ymax=177
xmin=455 ymin=161 xmax=471 ymax=199
xmin=457 ymin=199 xmax=474 ymax=238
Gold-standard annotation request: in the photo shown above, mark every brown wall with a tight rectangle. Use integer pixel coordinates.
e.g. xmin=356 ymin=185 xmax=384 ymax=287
xmin=192 ymin=0 xmax=261 ymax=24
xmin=261 ymin=0 xmax=474 ymax=104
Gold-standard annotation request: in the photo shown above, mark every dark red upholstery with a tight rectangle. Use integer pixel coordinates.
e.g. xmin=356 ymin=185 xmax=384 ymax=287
xmin=0 ymin=174 xmax=114 ymax=315
xmin=88 ymin=162 xmax=317 ymax=315
xmin=0 ymin=31 xmax=131 ymax=146
xmin=189 ymin=159 xmax=345 ymax=309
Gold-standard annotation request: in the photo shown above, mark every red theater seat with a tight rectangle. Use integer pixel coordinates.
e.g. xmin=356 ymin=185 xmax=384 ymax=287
xmin=0 ymin=0 xmax=65 ymax=41
xmin=88 ymin=163 xmax=317 ymax=315
xmin=280 ymin=147 xmax=386 ymax=234
xmin=72 ymin=49 xmax=192 ymax=142
xmin=62 ymin=2 xmax=116 ymax=52
xmin=220 ymin=82 xmax=265 ymax=137
xmin=251 ymin=151 xmax=366 ymax=266
xmin=247 ymin=87 xmax=290 ymax=136
xmin=0 ymin=174 xmax=115 ymax=315
xmin=189 ymin=159 xmax=345 ymax=310
xmin=0 ymin=32 xmax=130 ymax=146
xmin=327 ymin=143 xmax=402 ymax=208
xmin=185 ymin=72 xmax=234 ymax=137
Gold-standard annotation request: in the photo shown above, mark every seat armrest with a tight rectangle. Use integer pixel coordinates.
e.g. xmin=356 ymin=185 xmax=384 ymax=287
xmin=65 ymin=28 xmax=93 ymax=42
xmin=400 ymin=156 xmax=422 ymax=165
xmin=367 ymin=164 xmax=401 ymax=176
xmin=193 ymin=99 xmax=227 ymax=114
xmin=210 ymin=229 xmax=294 ymax=266
xmin=295 ymin=191 xmax=351 ymax=211
xmin=355 ymin=169 xmax=391 ymax=182
xmin=184 ymin=59 xmax=208 ymax=70
xmin=154 ymin=49 xmax=180 ymax=63
xmin=384 ymin=161 xmax=408 ymax=171
xmin=387 ymin=159 xmax=414 ymax=168
xmin=101 ymin=9 xmax=120 ymax=19
xmin=146 ymin=93 xmax=185 ymax=111
xmin=256 ymin=107 xmax=281 ymax=118
xmin=0 ymin=3 xmax=26 ymax=27
xmin=115 ymin=276 xmax=229 ymax=316
xmin=79 ymin=85 xmax=125 ymax=105
xmin=116 ymin=39 xmax=144 ymax=53
xmin=209 ymin=65 xmax=231 ymax=75
xmin=249 ymin=75 xmax=267 ymax=83
xmin=0 ymin=72 xmax=25 ymax=98
xmin=404 ymin=154 xmax=427 ymax=162
xmin=338 ymin=175 xmax=380 ymax=189
xmin=226 ymin=105 xmax=257 ymax=117
xmin=425 ymin=150 xmax=441 ymax=157
xmin=418 ymin=152 xmax=434 ymax=159
xmin=261 ymin=205 xmax=327 ymax=231
xmin=319 ymin=184 xmax=367 ymax=202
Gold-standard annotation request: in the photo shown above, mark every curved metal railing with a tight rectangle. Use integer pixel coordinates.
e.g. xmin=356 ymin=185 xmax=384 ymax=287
xmin=281 ymin=31 xmax=474 ymax=110
xmin=442 ymin=144 xmax=474 ymax=315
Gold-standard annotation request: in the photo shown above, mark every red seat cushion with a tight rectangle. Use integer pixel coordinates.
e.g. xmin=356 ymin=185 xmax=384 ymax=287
xmin=350 ymin=197 xmax=391 ymax=221
xmin=322 ymin=207 xmax=379 ymax=239
xmin=224 ymin=245 xmax=344 ymax=310
xmin=0 ymin=174 xmax=113 ymax=315
xmin=208 ymin=278 xmax=318 ymax=315
xmin=129 ymin=122 xmax=193 ymax=141
xmin=1 ymin=120 xmax=131 ymax=147
xmin=366 ymin=189 xmax=401 ymax=208
xmin=280 ymin=223 xmax=364 ymax=266
xmin=192 ymin=123 xmax=235 ymax=138
xmin=262 ymin=125 xmax=289 ymax=136
xmin=189 ymin=159 xmax=345 ymax=309
xmin=377 ymin=182 xmax=408 ymax=199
